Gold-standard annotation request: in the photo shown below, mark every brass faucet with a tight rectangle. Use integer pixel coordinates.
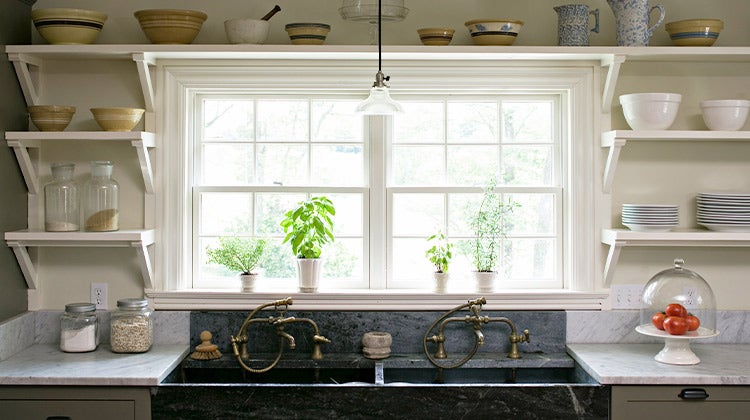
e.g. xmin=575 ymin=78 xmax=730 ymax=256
xmin=423 ymin=297 xmax=530 ymax=369
xmin=230 ymin=297 xmax=331 ymax=373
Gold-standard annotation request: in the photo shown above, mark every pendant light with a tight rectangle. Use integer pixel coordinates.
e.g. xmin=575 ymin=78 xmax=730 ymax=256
xmin=356 ymin=0 xmax=403 ymax=115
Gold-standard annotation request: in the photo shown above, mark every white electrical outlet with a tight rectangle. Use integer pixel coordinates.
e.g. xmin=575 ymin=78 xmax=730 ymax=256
xmin=611 ymin=284 xmax=644 ymax=309
xmin=91 ymin=283 xmax=108 ymax=310
xmin=683 ymin=286 xmax=698 ymax=309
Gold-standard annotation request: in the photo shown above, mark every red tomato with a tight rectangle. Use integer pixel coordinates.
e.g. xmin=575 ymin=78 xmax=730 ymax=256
xmin=665 ymin=303 xmax=687 ymax=318
xmin=686 ymin=314 xmax=700 ymax=331
xmin=651 ymin=312 xmax=666 ymax=330
xmin=663 ymin=316 xmax=688 ymax=335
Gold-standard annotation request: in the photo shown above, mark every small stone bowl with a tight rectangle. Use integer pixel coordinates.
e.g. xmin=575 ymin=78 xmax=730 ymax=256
xmin=362 ymin=331 xmax=392 ymax=359
xmin=417 ymin=27 xmax=454 ymax=46
xmin=28 ymin=105 xmax=76 ymax=131
xmin=224 ymin=18 xmax=270 ymax=44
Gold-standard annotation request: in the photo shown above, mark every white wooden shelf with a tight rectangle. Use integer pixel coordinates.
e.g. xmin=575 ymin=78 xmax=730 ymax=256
xmin=5 ymin=131 xmax=156 ymax=195
xmin=4 ymin=229 xmax=155 ymax=290
xmin=601 ymin=130 xmax=750 ymax=193
xmin=601 ymin=228 xmax=750 ymax=285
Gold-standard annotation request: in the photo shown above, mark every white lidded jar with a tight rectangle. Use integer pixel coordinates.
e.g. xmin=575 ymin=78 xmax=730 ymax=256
xmin=83 ymin=160 xmax=119 ymax=231
xmin=44 ymin=162 xmax=79 ymax=232
xmin=60 ymin=302 xmax=98 ymax=353
xmin=110 ymin=298 xmax=153 ymax=353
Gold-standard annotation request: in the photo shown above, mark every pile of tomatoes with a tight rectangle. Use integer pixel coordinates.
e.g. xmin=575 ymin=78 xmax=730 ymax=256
xmin=651 ymin=303 xmax=700 ymax=335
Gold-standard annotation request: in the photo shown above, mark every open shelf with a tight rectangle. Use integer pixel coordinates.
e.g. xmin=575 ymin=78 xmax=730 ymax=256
xmin=4 ymin=229 xmax=156 ymax=290
xmin=5 ymin=131 xmax=156 ymax=194
xmin=601 ymin=228 xmax=750 ymax=285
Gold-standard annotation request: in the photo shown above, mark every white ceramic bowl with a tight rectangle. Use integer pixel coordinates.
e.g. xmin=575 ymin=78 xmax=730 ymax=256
xmin=700 ymin=99 xmax=750 ymax=131
xmin=619 ymin=93 xmax=682 ymax=130
xmin=224 ymin=18 xmax=269 ymax=44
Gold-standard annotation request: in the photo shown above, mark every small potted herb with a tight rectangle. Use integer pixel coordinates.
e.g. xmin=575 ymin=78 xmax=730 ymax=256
xmin=206 ymin=236 xmax=267 ymax=292
xmin=425 ymin=230 xmax=453 ymax=293
xmin=280 ymin=196 xmax=336 ymax=292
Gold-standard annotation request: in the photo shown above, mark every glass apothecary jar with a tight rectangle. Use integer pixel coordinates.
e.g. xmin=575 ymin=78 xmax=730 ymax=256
xmin=60 ymin=302 xmax=98 ymax=353
xmin=83 ymin=160 xmax=119 ymax=232
xmin=110 ymin=298 xmax=153 ymax=353
xmin=45 ymin=162 xmax=79 ymax=232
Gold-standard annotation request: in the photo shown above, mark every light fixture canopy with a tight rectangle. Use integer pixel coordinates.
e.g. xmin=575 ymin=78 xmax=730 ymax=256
xmin=356 ymin=0 xmax=402 ymax=115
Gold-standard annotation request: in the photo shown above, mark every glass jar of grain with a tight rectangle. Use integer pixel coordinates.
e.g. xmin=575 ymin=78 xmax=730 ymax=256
xmin=45 ymin=162 xmax=79 ymax=232
xmin=60 ymin=302 xmax=98 ymax=353
xmin=83 ymin=160 xmax=119 ymax=232
xmin=110 ymin=298 xmax=153 ymax=353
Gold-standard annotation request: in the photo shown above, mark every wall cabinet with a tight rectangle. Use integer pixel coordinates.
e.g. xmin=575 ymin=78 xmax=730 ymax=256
xmin=612 ymin=385 xmax=750 ymax=420
xmin=0 ymin=386 xmax=151 ymax=420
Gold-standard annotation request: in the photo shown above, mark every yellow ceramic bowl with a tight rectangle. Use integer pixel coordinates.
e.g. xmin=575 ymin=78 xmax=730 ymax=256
xmin=285 ymin=23 xmax=331 ymax=45
xmin=134 ymin=9 xmax=207 ymax=44
xmin=465 ymin=19 xmax=523 ymax=46
xmin=665 ymin=18 xmax=724 ymax=46
xmin=90 ymin=108 xmax=145 ymax=132
xmin=28 ymin=105 xmax=76 ymax=131
xmin=417 ymin=28 xmax=455 ymax=46
xmin=31 ymin=8 xmax=107 ymax=45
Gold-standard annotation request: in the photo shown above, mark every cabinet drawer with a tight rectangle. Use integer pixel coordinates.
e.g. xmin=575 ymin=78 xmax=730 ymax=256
xmin=612 ymin=385 xmax=750 ymax=420
xmin=0 ymin=399 xmax=134 ymax=420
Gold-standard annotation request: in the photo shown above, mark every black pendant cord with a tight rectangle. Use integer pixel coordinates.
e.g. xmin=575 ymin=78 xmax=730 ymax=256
xmin=378 ymin=0 xmax=382 ymax=73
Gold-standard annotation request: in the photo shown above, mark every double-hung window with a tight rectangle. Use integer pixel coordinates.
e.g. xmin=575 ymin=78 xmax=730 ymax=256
xmin=156 ymin=58 xmax=598 ymax=307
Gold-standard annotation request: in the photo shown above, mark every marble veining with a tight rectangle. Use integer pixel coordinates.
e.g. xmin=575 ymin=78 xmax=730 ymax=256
xmin=567 ymin=343 xmax=750 ymax=385
xmin=0 ymin=312 xmax=34 ymax=361
xmin=0 ymin=344 xmax=188 ymax=386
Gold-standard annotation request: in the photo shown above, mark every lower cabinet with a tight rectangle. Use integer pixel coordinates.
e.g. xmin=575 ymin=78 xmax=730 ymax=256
xmin=0 ymin=386 xmax=150 ymax=420
xmin=612 ymin=385 xmax=750 ymax=420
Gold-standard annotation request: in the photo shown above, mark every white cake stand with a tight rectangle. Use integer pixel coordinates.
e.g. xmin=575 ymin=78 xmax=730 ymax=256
xmin=636 ymin=324 xmax=719 ymax=365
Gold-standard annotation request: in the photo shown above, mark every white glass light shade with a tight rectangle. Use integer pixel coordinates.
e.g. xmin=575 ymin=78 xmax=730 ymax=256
xmin=356 ymin=86 xmax=403 ymax=115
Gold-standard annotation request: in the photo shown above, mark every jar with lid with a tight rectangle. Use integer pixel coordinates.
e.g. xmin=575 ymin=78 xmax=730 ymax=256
xmin=83 ymin=160 xmax=119 ymax=232
xmin=110 ymin=298 xmax=153 ymax=353
xmin=45 ymin=162 xmax=79 ymax=232
xmin=60 ymin=302 xmax=98 ymax=353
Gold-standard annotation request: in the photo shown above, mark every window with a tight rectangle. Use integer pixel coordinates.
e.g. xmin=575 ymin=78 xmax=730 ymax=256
xmin=155 ymin=59 xmax=599 ymax=308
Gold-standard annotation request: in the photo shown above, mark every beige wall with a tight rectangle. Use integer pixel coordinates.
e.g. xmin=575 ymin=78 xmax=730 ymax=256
xmin=25 ymin=0 xmax=750 ymax=310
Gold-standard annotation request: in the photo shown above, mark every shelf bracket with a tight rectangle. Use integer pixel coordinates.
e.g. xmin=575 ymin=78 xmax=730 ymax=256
xmin=6 ymin=241 xmax=38 ymax=290
xmin=6 ymin=139 xmax=40 ymax=194
xmin=7 ymin=52 xmax=41 ymax=106
xmin=601 ymin=132 xmax=627 ymax=194
xmin=133 ymin=241 xmax=154 ymax=289
xmin=132 ymin=53 xmax=155 ymax=112
xmin=601 ymin=54 xmax=626 ymax=113
xmin=603 ymin=239 xmax=625 ymax=287
xmin=131 ymin=139 xmax=155 ymax=194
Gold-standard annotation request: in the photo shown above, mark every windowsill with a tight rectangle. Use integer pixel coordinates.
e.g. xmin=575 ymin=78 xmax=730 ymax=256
xmin=147 ymin=289 xmax=607 ymax=311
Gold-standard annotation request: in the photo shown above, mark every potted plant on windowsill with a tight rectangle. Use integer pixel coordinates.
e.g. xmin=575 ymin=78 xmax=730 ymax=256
xmin=426 ymin=230 xmax=453 ymax=293
xmin=280 ymin=196 xmax=336 ymax=293
xmin=470 ymin=179 xmax=518 ymax=293
xmin=206 ymin=236 xmax=267 ymax=292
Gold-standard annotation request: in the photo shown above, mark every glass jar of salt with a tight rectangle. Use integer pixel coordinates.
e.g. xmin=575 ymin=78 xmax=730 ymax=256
xmin=60 ymin=302 xmax=98 ymax=353
xmin=44 ymin=162 xmax=79 ymax=232
xmin=83 ymin=160 xmax=119 ymax=231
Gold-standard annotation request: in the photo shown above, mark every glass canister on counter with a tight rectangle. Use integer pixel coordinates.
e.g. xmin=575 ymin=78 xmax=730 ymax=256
xmin=45 ymin=162 xmax=79 ymax=232
xmin=83 ymin=160 xmax=119 ymax=232
xmin=110 ymin=298 xmax=153 ymax=353
xmin=60 ymin=302 xmax=98 ymax=353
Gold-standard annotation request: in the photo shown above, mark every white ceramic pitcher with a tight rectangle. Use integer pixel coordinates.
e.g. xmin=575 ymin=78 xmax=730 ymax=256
xmin=607 ymin=0 xmax=665 ymax=46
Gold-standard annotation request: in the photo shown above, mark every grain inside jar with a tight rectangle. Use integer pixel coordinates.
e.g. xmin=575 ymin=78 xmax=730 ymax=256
xmin=110 ymin=297 xmax=153 ymax=353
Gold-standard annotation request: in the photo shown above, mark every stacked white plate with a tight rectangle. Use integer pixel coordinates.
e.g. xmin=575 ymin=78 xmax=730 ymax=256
xmin=697 ymin=192 xmax=750 ymax=232
xmin=622 ymin=204 xmax=679 ymax=232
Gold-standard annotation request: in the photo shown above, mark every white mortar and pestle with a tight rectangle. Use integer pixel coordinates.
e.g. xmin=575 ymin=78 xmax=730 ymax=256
xmin=224 ymin=4 xmax=280 ymax=44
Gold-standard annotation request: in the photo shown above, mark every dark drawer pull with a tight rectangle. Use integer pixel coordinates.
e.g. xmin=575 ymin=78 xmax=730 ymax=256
xmin=46 ymin=417 xmax=72 ymax=420
xmin=678 ymin=388 xmax=709 ymax=400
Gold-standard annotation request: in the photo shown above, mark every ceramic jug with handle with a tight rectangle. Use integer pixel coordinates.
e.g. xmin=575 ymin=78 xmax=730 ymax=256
xmin=554 ymin=4 xmax=600 ymax=46
xmin=607 ymin=0 xmax=665 ymax=46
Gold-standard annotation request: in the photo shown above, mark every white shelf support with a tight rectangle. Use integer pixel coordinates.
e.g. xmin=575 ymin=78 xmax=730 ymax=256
xmin=603 ymin=239 xmax=624 ymax=287
xmin=134 ymin=242 xmax=154 ymax=289
xmin=6 ymin=241 xmax=38 ymax=289
xmin=601 ymin=132 xmax=627 ymax=194
xmin=7 ymin=139 xmax=40 ymax=194
xmin=132 ymin=53 xmax=155 ymax=112
xmin=132 ymin=139 xmax=155 ymax=194
xmin=7 ymin=52 xmax=41 ymax=106
xmin=601 ymin=54 xmax=626 ymax=113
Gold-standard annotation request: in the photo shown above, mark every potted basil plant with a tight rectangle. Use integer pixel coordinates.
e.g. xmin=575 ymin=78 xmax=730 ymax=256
xmin=206 ymin=236 xmax=267 ymax=292
xmin=425 ymin=230 xmax=453 ymax=293
xmin=280 ymin=196 xmax=336 ymax=292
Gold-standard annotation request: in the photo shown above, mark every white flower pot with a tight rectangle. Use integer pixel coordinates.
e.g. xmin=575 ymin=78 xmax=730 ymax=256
xmin=473 ymin=271 xmax=497 ymax=293
xmin=433 ymin=272 xmax=450 ymax=293
xmin=296 ymin=258 xmax=323 ymax=292
xmin=240 ymin=273 xmax=258 ymax=292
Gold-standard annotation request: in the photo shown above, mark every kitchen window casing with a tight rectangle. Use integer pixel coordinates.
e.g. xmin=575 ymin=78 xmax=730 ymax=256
xmin=153 ymin=59 xmax=602 ymax=309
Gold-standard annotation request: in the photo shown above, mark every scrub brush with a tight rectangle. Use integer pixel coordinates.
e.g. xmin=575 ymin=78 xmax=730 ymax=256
xmin=189 ymin=330 xmax=222 ymax=360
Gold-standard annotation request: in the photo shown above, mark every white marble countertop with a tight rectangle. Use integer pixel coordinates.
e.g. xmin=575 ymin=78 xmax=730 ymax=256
xmin=567 ymin=343 xmax=750 ymax=385
xmin=0 ymin=344 xmax=189 ymax=386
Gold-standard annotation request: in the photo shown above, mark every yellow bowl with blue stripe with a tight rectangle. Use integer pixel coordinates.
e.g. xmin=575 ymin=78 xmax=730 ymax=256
xmin=665 ymin=19 xmax=723 ymax=46
xmin=285 ymin=23 xmax=331 ymax=45
xmin=32 ymin=8 xmax=107 ymax=44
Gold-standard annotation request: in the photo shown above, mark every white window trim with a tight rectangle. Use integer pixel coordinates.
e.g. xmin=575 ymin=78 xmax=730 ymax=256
xmin=151 ymin=58 xmax=605 ymax=310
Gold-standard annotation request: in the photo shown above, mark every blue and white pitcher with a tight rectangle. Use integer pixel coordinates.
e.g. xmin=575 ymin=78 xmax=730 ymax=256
xmin=607 ymin=0 xmax=665 ymax=46
xmin=554 ymin=4 xmax=600 ymax=46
